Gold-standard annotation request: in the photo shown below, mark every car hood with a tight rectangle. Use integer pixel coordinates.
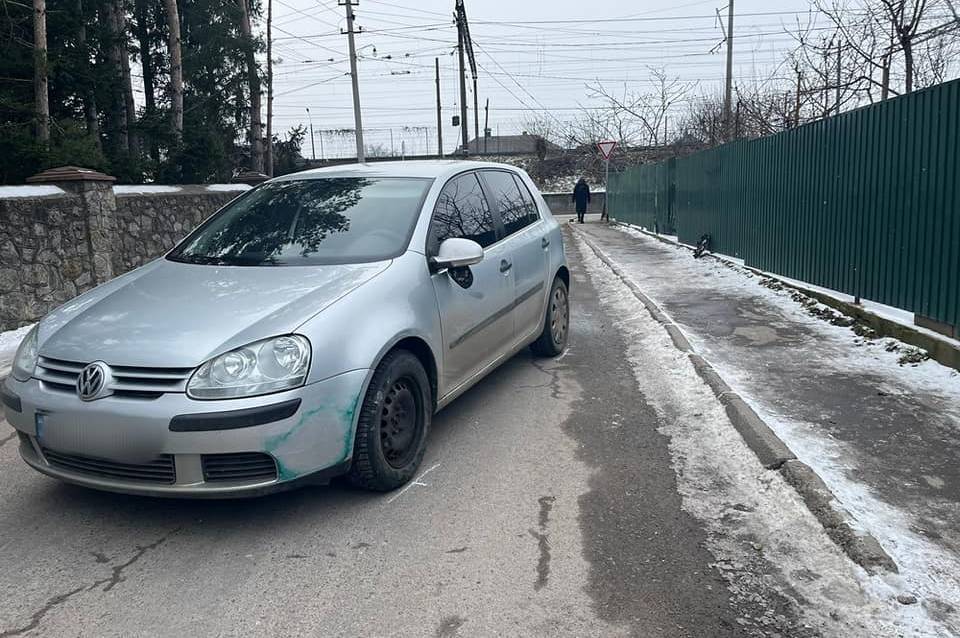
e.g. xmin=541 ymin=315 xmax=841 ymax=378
xmin=38 ymin=258 xmax=390 ymax=367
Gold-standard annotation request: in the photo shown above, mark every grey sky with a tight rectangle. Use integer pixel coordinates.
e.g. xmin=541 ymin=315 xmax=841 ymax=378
xmin=268 ymin=0 xmax=823 ymax=157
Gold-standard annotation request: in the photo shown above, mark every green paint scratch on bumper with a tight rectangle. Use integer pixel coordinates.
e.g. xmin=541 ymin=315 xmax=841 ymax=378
xmin=265 ymin=391 xmax=362 ymax=482
xmin=338 ymin=393 xmax=362 ymax=464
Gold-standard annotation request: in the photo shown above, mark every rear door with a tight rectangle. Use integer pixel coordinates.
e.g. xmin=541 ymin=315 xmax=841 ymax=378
xmin=479 ymin=170 xmax=549 ymax=343
xmin=428 ymin=172 xmax=516 ymax=394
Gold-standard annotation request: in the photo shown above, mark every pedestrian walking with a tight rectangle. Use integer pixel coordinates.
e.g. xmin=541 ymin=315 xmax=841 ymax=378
xmin=572 ymin=177 xmax=591 ymax=224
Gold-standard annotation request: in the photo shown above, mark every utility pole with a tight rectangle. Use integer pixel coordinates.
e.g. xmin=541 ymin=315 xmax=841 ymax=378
xmin=455 ymin=0 xmax=477 ymax=155
xmin=483 ymin=98 xmax=489 ymax=154
xmin=266 ymin=0 xmax=274 ymax=175
xmin=835 ymin=40 xmax=842 ymax=117
xmin=457 ymin=20 xmax=469 ymax=153
xmin=722 ymin=0 xmax=734 ymax=137
xmin=473 ymin=77 xmax=479 ymax=153
xmin=342 ymin=0 xmax=365 ymax=162
xmin=305 ymin=107 xmax=316 ymax=161
xmin=794 ymin=69 xmax=802 ymax=127
xmin=435 ymin=57 xmax=443 ymax=157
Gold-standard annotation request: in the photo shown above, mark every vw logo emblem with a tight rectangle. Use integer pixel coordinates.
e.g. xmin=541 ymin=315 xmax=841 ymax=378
xmin=77 ymin=362 xmax=112 ymax=401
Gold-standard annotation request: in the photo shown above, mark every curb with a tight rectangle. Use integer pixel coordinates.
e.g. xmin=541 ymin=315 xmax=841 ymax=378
xmin=571 ymin=224 xmax=898 ymax=575
xmin=614 ymin=222 xmax=960 ymax=374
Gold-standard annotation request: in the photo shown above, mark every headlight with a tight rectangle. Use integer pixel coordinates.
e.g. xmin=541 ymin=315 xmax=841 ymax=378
xmin=187 ymin=335 xmax=311 ymax=399
xmin=11 ymin=325 xmax=39 ymax=382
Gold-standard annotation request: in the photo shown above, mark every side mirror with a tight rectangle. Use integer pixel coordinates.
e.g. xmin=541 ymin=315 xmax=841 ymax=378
xmin=431 ymin=238 xmax=484 ymax=270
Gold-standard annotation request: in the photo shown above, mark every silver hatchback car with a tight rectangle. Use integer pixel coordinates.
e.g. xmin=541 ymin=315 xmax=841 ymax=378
xmin=1 ymin=161 xmax=569 ymax=497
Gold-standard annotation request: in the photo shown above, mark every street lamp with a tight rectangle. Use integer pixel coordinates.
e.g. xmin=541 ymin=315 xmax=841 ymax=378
xmin=305 ymin=107 xmax=316 ymax=161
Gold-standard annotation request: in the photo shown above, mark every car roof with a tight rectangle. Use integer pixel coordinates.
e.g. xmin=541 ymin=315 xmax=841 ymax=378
xmin=270 ymin=160 xmax=523 ymax=182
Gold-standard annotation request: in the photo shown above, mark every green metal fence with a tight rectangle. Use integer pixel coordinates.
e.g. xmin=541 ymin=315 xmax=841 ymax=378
xmin=608 ymin=78 xmax=960 ymax=329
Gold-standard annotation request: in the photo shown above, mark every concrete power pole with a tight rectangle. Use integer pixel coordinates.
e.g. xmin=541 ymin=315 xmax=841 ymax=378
xmin=722 ymin=0 xmax=734 ymax=137
xmin=483 ymin=98 xmax=489 ymax=154
xmin=266 ymin=0 xmax=274 ymax=175
xmin=435 ymin=58 xmax=443 ymax=157
xmin=473 ymin=77 xmax=479 ymax=153
xmin=457 ymin=22 xmax=469 ymax=153
xmin=343 ymin=0 xmax=365 ymax=162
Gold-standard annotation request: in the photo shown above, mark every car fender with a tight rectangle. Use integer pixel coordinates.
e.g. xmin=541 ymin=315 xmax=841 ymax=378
xmin=296 ymin=251 xmax=443 ymax=390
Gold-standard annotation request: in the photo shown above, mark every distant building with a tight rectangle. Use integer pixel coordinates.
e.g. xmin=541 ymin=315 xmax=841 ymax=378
xmin=463 ymin=133 xmax=562 ymax=156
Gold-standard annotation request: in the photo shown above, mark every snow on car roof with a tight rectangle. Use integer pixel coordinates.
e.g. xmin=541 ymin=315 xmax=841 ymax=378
xmin=272 ymin=160 xmax=523 ymax=182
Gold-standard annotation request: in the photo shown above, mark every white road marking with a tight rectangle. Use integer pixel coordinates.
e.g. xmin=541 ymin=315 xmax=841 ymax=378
xmin=386 ymin=462 xmax=441 ymax=505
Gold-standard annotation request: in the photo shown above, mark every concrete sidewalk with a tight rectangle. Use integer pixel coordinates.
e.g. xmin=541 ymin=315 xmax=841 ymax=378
xmin=574 ymin=221 xmax=960 ymax=621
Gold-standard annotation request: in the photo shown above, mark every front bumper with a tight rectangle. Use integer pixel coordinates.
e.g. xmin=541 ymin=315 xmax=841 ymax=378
xmin=2 ymin=369 xmax=368 ymax=497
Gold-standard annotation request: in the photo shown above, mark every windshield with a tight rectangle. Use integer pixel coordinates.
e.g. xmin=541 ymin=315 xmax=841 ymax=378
xmin=167 ymin=177 xmax=432 ymax=266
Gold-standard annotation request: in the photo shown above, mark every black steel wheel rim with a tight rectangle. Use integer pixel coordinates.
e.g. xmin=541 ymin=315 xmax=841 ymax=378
xmin=551 ymin=285 xmax=569 ymax=346
xmin=379 ymin=376 xmax=422 ymax=469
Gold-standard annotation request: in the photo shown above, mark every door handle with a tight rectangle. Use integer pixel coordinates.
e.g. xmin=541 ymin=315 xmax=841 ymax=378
xmin=541 ymin=237 xmax=550 ymax=248
xmin=499 ymin=259 xmax=512 ymax=273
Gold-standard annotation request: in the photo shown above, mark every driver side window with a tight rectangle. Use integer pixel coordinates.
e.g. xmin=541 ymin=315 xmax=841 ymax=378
xmin=429 ymin=173 xmax=497 ymax=253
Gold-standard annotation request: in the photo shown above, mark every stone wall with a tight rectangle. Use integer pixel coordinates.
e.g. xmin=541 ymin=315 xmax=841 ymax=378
xmin=112 ymin=188 xmax=241 ymax=274
xmin=0 ymin=171 xmax=251 ymax=331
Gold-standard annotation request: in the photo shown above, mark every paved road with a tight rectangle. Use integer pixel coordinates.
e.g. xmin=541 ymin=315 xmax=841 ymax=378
xmin=0 ymin=228 xmax=905 ymax=637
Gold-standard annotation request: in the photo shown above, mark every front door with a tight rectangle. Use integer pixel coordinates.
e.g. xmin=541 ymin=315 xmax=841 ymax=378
xmin=429 ymin=172 xmax=515 ymax=395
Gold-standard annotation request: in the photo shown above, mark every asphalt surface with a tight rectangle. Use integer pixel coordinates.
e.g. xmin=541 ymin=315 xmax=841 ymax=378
xmin=1 ymin=230 xmax=800 ymax=637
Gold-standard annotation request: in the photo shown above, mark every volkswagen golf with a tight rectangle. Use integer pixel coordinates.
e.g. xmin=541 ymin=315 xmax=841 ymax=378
xmin=0 ymin=161 xmax=569 ymax=497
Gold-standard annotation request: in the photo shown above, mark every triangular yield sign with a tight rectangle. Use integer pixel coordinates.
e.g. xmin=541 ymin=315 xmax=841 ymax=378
xmin=597 ymin=140 xmax=617 ymax=160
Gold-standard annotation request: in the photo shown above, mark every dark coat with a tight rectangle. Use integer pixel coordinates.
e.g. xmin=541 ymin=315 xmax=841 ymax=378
xmin=572 ymin=180 xmax=591 ymax=213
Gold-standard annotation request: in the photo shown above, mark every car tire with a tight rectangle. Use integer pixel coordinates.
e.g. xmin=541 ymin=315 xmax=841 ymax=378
xmin=347 ymin=350 xmax=432 ymax=491
xmin=531 ymin=276 xmax=569 ymax=357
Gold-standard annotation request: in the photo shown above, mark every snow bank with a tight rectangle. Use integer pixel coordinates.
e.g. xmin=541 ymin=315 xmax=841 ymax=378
xmin=0 ymin=185 xmax=65 ymax=198
xmin=206 ymin=184 xmax=252 ymax=192
xmin=113 ymin=185 xmax=182 ymax=195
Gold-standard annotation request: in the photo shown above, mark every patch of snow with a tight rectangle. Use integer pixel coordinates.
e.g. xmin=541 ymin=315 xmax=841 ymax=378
xmin=619 ymin=222 xmax=960 ymax=351
xmin=574 ymin=233 xmax=957 ymax=636
xmin=206 ymin=184 xmax=252 ymax=192
xmin=0 ymin=324 xmax=33 ymax=376
xmin=113 ymin=185 xmax=182 ymax=194
xmin=0 ymin=185 xmax=65 ymax=198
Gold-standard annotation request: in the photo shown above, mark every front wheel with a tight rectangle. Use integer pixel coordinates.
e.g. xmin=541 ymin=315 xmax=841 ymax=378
xmin=347 ymin=350 xmax=431 ymax=491
xmin=531 ymin=276 xmax=569 ymax=357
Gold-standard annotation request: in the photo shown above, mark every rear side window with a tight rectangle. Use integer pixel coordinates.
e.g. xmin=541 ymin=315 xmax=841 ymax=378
xmin=430 ymin=173 xmax=497 ymax=250
xmin=483 ymin=170 xmax=539 ymax=236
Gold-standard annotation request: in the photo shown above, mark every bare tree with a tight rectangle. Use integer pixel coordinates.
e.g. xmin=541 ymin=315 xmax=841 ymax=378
xmin=588 ymin=67 xmax=695 ymax=146
xmin=813 ymin=0 xmax=952 ymax=98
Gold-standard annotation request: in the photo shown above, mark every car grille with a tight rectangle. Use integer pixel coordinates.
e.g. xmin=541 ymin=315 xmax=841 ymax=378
xmin=202 ymin=452 xmax=278 ymax=483
xmin=41 ymin=447 xmax=177 ymax=484
xmin=35 ymin=357 xmax=193 ymax=399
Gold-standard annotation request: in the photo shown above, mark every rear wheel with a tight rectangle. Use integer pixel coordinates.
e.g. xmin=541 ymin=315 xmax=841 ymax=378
xmin=531 ymin=276 xmax=569 ymax=357
xmin=347 ymin=350 xmax=431 ymax=491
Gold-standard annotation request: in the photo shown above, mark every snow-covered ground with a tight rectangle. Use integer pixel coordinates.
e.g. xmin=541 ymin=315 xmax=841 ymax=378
xmin=574 ymin=232 xmax=953 ymax=636
xmin=581 ymin=222 xmax=960 ymax=634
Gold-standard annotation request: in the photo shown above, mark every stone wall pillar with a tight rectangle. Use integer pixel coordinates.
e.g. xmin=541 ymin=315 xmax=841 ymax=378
xmin=27 ymin=166 xmax=117 ymax=286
